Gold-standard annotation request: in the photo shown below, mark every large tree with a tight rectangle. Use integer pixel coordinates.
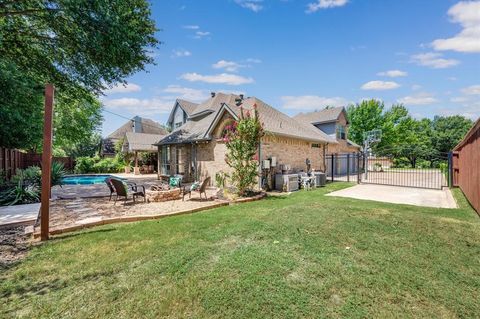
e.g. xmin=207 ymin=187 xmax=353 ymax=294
xmin=0 ymin=0 xmax=158 ymax=93
xmin=431 ymin=116 xmax=473 ymax=155
xmin=346 ymin=99 xmax=385 ymax=146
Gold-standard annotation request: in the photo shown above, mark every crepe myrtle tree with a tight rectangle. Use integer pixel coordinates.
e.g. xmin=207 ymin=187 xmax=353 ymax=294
xmin=224 ymin=104 xmax=264 ymax=196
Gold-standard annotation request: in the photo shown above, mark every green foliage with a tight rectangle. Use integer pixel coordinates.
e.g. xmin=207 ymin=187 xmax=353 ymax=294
xmin=224 ymin=105 xmax=264 ymax=196
xmin=51 ymin=162 xmax=67 ymax=187
xmin=92 ymin=158 xmax=124 ymax=174
xmin=0 ymin=179 xmax=39 ymax=206
xmin=347 ymin=99 xmax=385 ymax=146
xmin=12 ymin=166 xmax=41 ymax=187
xmin=215 ymin=171 xmax=229 ymax=189
xmin=75 ymin=156 xmax=124 ymax=174
xmin=0 ymin=61 xmax=43 ymax=149
xmin=431 ymin=116 xmax=474 ymax=155
xmin=0 ymin=0 xmax=159 ymax=94
xmin=74 ymin=157 xmax=97 ymax=174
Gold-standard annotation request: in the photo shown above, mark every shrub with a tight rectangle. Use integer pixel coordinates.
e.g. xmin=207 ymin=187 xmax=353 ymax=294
xmin=92 ymin=157 xmax=124 ymax=173
xmin=392 ymin=157 xmax=410 ymax=168
xmin=215 ymin=171 xmax=229 ymax=189
xmin=224 ymin=104 xmax=264 ymax=196
xmin=74 ymin=156 xmax=97 ymax=173
xmin=416 ymin=159 xmax=431 ymax=169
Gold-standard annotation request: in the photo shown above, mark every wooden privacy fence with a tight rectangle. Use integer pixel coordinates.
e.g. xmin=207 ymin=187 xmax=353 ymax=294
xmin=0 ymin=147 xmax=75 ymax=180
xmin=452 ymin=119 xmax=480 ymax=214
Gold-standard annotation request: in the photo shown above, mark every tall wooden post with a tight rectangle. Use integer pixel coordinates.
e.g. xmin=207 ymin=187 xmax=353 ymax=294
xmin=40 ymin=84 xmax=55 ymax=241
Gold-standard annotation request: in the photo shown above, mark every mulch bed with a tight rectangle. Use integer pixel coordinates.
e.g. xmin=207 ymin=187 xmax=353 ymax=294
xmin=0 ymin=226 xmax=31 ymax=270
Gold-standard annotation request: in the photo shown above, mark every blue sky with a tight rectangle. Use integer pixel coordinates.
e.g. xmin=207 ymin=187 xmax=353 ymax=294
xmin=101 ymin=0 xmax=480 ymax=135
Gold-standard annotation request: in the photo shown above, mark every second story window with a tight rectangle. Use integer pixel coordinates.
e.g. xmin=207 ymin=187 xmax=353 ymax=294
xmin=336 ymin=125 xmax=346 ymax=140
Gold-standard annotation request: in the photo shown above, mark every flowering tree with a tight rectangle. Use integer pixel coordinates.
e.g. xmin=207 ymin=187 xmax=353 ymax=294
xmin=224 ymin=105 xmax=264 ymax=196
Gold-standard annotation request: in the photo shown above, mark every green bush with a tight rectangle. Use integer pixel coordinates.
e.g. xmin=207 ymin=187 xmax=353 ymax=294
xmin=392 ymin=157 xmax=410 ymax=168
xmin=416 ymin=159 xmax=431 ymax=169
xmin=92 ymin=157 xmax=124 ymax=173
xmin=74 ymin=156 xmax=97 ymax=173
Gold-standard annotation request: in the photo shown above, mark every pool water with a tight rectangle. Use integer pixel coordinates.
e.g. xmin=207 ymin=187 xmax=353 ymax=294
xmin=62 ymin=175 xmax=123 ymax=185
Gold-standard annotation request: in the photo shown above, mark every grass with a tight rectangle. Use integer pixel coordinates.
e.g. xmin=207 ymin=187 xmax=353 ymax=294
xmin=1 ymin=183 xmax=479 ymax=318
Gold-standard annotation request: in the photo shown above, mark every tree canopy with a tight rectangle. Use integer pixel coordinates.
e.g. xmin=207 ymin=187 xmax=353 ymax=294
xmin=347 ymin=99 xmax=473 ymax=167
xmin=0 ymin=0 xmax=158 ymax=93
xmin=0 ymin=0 xmax=158 ymax=155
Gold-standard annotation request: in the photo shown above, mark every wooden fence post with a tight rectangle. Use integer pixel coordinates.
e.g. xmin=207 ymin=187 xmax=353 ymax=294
xmin=40 ymin=84 xmax=55 ymax=241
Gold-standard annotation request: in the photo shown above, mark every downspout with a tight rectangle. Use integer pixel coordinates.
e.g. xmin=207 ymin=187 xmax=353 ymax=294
xmin=157 ymin=145 xmax=161 ymax=180
xmin=258 ymin=140 xmax=262 ymax=189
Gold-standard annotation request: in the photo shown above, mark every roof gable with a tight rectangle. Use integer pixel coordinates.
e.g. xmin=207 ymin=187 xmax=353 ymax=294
xmin=293 ymin=106 xmax=348 ymax=125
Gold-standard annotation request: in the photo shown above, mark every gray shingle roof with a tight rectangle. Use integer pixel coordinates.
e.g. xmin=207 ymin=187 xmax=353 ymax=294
xmin=157 ymin=94 xmax=337 ymax=145
xmin=293 ymin=106 xmax=346 ymax=125
xmin=189 ymin=93 xmax=240 ymax=118
xmin=177 ymin=99 xmax=199 ymax=115
xmin=124 ymin=132 xmax=166 ymax=152
xmin=108 ymin=117 xmax=168 ymax=140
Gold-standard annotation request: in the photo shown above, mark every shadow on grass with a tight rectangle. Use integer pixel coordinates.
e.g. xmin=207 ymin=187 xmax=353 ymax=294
xmin=51 ymin=227 xmax=117 ymax=241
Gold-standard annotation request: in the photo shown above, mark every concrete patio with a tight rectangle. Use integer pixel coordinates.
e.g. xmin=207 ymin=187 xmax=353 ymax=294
xmin=0 ymin=203 xmax=40 ymax=227
xmin=326 ymin=184 xmax=457 ymax=209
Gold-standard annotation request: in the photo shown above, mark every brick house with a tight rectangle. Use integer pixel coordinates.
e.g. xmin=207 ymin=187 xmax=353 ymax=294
xmin=155 ymin=93 xmax=337 ymax=184
xmin=293 ymin=106 xmax=360 ymax=154
xmin=293 ymin=107 xmax=361 ymax=176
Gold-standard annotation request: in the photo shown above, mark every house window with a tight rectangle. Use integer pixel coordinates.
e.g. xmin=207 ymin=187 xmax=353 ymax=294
xmin=161 ymin=145 xmax=171 ymax=175
xmin=336 ymin=125 xmax=346 ymax=140
xmin=311 ymin=143 xmax=321 ymax=148
xmin=176 ymin=147 xmax=184 ymax=174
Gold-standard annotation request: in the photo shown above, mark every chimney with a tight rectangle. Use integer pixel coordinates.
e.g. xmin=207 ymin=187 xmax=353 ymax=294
xmin=211 ymin=92 xmax=216 ymax=98
xmin=133 ymin=116 xmax=142 ymax=133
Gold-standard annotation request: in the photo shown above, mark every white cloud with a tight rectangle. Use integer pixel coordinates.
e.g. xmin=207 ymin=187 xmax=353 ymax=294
xmin=462 ymin=85 xmax=480 ymax=95
xmin=163 ymin=85 xmax=209 ymax=102
xmin=410 ymin=52 xmax=460 ymax=69
xmin=361 ymin=81 xmax=400 ymax=91
xmin=183 ymin=25 xmax=199 ymax=30
xmin=281 ymin=95 xmax=349 ymax=110
xmin=397 ymin=93 xmax=438 ymax=105
xmin=450 ymin=96 xmax=469 ymax=103
xmin=180 ymin=73 xmax=254 ymax=85
xmin=105 ymin=83 xmax=141 ymax=94
xmin=306 ymin=0 xmax=348 ymax=13
xmin=235 ymin=0 xmax=263 ymax=12
xmin=102 ymin=97 xmax=172 ymax=116
xmin=212 ymin=60 xmax=246 ymax=72
xmin=437 ymin=103 xmax=480 ymax=120
xmin=411 ymin=84 xmax=422 ymax=91
xmin=194 ymin=31 xmax=211 ymax=39
xmin=377 ymin=70 xmax=408 ymax=78
xmin=171 ymin=49 xmax=191 ymax=58
xmin=246 ymin=58 xmax=262 ymax=63
xmin=432 ymin=1 xmax=480 ymax=53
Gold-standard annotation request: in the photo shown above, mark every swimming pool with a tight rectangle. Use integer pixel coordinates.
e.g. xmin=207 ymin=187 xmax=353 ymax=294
xmin=62 ymin=175 xmax=124 ymax=185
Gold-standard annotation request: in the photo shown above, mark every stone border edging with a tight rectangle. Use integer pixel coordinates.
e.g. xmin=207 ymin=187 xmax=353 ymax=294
xmin=32 ymin=192 xmax=267 ymax=238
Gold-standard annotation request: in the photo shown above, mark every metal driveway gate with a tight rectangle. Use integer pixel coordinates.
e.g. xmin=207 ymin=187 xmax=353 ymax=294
xmin=360 ymin=154 xmax=449 ymax=190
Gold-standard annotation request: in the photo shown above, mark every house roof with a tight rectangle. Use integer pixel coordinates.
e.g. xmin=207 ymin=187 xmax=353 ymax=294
xmin=108 ymin=117 xmax=168 ymax=140
xmin=189 ymin=93 xmax=240 ymax=118
xmin=124 ymin=132 xmax=165 ymax=152
xmin=157 ymin=94 xmax=337 ymax=145
xmin=177 ymin=99 xmax=199 ymax=115
xmin=293 ymin=106 xmax=347 ymax=125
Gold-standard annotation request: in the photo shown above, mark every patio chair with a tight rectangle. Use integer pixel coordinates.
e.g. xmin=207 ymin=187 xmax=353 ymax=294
xmin=182 ymin=176 xmax=211 ymax=201
xmin=110 ymin=178 xmax=146 ymax=205
xmin=105 ymin=178 xmax=137 ymax=201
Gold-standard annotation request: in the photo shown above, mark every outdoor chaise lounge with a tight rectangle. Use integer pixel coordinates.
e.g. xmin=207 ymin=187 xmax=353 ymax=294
xmin=110 ymin=178 xmax=146 ymax=205
xmin=182 ymin=177 xmax=211 ymax=201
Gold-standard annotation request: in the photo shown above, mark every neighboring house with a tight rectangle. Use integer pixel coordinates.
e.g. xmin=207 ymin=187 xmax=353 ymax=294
xmin=155 ymin=93 xmax=337 ymax=184
xmin=293 ymin=106 xmax=360 ymax=154
xmin=101 ymin=116 xmax=168 ymax=157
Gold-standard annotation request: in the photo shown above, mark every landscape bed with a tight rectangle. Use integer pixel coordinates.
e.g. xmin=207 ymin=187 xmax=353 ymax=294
xmin=1 ymin=183 xmax=479 ymax=318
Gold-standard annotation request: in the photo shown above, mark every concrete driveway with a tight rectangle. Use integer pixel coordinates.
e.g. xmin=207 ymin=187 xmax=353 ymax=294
xmin=326 ymin=184 xmax=457 ymax=209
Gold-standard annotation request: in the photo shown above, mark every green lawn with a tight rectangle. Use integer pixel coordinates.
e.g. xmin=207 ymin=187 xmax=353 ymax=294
xmin=1 ymin=183 xmax=479 ymax=318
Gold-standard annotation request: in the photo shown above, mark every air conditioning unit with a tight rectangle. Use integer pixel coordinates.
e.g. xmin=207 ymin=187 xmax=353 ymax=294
xmin=275 ymin=174 xmax=299 ymax=192
xmin=313 ymin=172 xmax=327 ymax=187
